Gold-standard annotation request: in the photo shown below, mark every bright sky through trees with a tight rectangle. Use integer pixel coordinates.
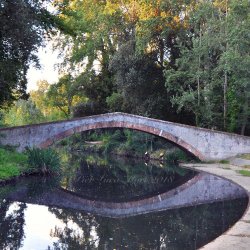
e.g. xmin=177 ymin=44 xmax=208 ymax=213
xmin=27 ymin=42 xmax=61 ymax=92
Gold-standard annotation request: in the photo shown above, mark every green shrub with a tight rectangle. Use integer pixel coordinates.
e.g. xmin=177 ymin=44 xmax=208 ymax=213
xmin=27 ymin=148 xmax=61 ymax=175
xmin=165 ymin=149 xmax=191 ymax=164
xmin=219 ymin=159 xmax=230 ymax=164
xmin=165 ymin=151 xmax=180 ymax=165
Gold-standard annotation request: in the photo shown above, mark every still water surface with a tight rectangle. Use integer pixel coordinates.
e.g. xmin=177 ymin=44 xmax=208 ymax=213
xmin=0 ymin=152 xmax=248 ymax=249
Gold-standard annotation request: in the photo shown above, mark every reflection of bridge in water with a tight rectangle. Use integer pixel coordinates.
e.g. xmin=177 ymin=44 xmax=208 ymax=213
xmin=5 ymin=172 xmax=247 ymax=218
xmin=1 ymin=113 xmax=250 ymax=161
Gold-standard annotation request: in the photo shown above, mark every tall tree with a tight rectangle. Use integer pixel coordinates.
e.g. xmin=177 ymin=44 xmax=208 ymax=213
xmin=0 ymin=0 xmax=53 ymax=108
xmin=0 ymin=201 xmax=26 ymax=249
xmin=165 ymin=0 xmax=250 ymax=133
xmin=165 ymin=2 xmax=220 ymax=128
xmin=222 ymin=0 xmax=250 ymax=134
xmin=30 ymin=80 xmax=66 ymax=121
xmin=109 ymin=40 xmax=173 ymax=119
xmin=53 ymin=0 xmax=196 ymax=119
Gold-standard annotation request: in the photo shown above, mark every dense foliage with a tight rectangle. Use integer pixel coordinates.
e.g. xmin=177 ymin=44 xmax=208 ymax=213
xmin=0 ymin=0 xmax=249 ymax=135
xmin=0 ymin=0 xmax=53 ymax=108
xmin=57 ymin=128 xmax=193 ymax=162
xmin=165 ymin=0 xmax=250 ymax=133
xmin=0 ymin=146 xmax=61 ymax=179
xmin=50 ymin=0 xmax=249 ymax=134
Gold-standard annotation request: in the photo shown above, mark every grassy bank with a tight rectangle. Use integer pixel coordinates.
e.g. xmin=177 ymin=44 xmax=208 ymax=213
xmin=0 ymin=147 xmax=28 ymax=180
xmin=0 ymin=147 xmax=61 ymax=181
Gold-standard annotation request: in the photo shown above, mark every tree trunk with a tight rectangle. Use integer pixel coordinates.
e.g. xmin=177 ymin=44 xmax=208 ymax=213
xmin=241 ymin=98 xmax=249 ymax=135
xmin=198 ymin=23 xmax=202 ymax=108
xmin=223 ymin=0 xmax=229 ymax=130
xmin=223 ymin=71 xmax=228 ymax=129
xmin=159 ymin=38 xmax=164 ymax=67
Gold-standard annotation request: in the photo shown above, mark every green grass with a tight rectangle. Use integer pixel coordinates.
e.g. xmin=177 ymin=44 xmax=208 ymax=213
xmin=0 ymin=148 xmax=28 ymax=180
xmin=237 ymin=170 xmax=250 ymax=177
xmin=240 ymin=154 xmax=250 ymax=160
xmin=219 ymin=159 xmax=230 ymax=164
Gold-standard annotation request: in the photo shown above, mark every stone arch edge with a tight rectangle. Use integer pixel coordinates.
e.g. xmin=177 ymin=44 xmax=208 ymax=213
xmin=39 ymin=121 xmax=206 ymax=161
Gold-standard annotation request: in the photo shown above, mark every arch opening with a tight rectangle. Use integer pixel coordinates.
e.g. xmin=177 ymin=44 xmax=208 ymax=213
xmin=39 ymin=121 xmax=205 ymax=161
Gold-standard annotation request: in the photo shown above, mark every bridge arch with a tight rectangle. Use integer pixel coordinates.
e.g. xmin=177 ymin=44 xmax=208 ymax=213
xmin=39 ymin=120 xmax=205 ymax=160
xmin=1 ymin=112 xmax=250 ymax=161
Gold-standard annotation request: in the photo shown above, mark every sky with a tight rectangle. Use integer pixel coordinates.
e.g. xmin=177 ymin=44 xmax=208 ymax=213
xmin=26 ymin=41 xmax=62 ymax=92
xmin=26 ymin=3 xmax=61 ymax=92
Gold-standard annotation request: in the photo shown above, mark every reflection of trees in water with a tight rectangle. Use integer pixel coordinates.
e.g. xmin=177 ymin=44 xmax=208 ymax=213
xmin=0 ymin=176 xmax=247 ymax=249
xmin=49 ymin=207 xmax=99 ymax=249
xmin=48 ymin=198 xmax=248 ymax=250
xmin=59 ymin=151 xmax=195 ymax=202
xmin=0 ymin=201 xmax=26 ymax=250
xmin=25 ymin=176 xmax=61 ymax=197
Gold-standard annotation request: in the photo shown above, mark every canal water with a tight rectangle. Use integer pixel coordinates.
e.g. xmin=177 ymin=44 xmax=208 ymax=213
xmin=0 ymin=151 xmax=248 ymax=249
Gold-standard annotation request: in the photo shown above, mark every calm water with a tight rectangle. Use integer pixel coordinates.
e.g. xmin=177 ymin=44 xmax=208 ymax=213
xmin=60 ymin=153 xmax=197 ymax=202
xmin=0 ymin=152 xmax=248 ymax=250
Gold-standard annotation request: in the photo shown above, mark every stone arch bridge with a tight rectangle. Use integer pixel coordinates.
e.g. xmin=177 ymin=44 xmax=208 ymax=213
xmin=0 ymin=112 xmax=250 ymax=161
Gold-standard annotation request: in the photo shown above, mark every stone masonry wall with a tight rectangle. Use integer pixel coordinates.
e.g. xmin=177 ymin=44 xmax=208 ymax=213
xmin=1 ymin=112 xmax=250 ymax=161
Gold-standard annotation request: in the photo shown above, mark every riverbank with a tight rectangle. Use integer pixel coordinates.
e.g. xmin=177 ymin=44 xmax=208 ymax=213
xmin=0 ymin=147 xmax=28 ymax=182
xmin=182 ymin=162 xmax=250 ymax=250
xmin=58 ymin=128 xmax=195 ymax=162
xmin=0 ymin=147 xmax=60 ymax=184
xmin=70 ymin=141 xmax=195 ymax=163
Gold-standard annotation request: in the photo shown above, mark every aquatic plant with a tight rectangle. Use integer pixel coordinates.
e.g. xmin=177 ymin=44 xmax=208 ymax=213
xmin=26 ymin=148 xmax=61 ymax=175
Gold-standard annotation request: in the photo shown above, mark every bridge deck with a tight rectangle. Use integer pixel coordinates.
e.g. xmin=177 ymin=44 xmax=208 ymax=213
xmin=1 ymin=112 xmax=250 ymax=161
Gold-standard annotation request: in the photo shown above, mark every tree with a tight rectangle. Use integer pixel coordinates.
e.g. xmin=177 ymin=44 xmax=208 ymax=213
xmin=4 ymin=99 xmax=44 ymax=126
xmin=30 ymin=80 xmax=65 ymax=121
xmin=53 ymin=0 xmax=121 ymax=113
xmin=221 ymin=0 xmax=250 ymax=134
xmin=165 ymin=2 xmax=222 ymax=128
xmin=0 ymin=201 xmax=26 ymax=250
xmin=52 ymin=0 xmax=195 ymax=120
xmin=0 ymin=0 xmax=53 ymax=108
xmin=47 ymin=74 xmax=85 ymax=118
xmin=109 ymin=40 xmax=173 ymax=119
xmin=50 ymin=0 xmax=249 ymax=134
xmin=165 ymin=0 xmax=250 ymax=133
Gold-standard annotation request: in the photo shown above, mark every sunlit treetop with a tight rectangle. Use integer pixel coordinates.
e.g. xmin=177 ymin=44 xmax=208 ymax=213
xmin=52 ymin=0 xmax=198 ymax=68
